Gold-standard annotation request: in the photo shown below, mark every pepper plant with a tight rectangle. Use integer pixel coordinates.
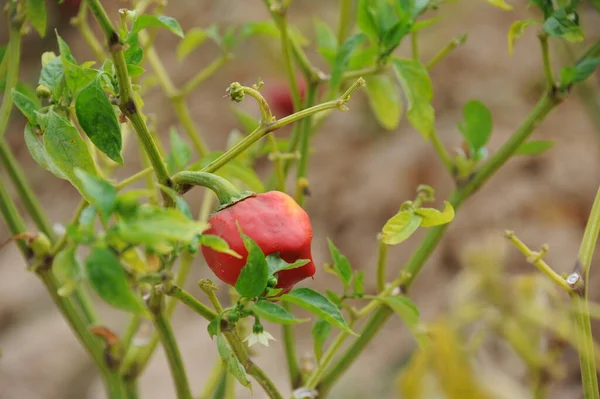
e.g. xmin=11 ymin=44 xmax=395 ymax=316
xmin=1 ymin=0 xmax=600 ymax=398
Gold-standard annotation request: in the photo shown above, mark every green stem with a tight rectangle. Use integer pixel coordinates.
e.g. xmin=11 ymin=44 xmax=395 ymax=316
xmin=125 ymin=379 xmax=139 ymax=399
xmin=0 ymin=7 xmax=22 ymax=143
xmin=572 ymin=296 xmax=600 ymax=399
xmin=152 ymin=305 xmax=193 ymax=399
xmin=171 ymin=171 xmax=242 ymax=205
xmin=337 ymin=0 xmax=353 ymax=45
xmin=198 ymin=361 xmax=224 ymax=399
xmin=73 ymin=286 xmax=100 ymax=324
xmin=268 ymin=133 xmax=286 ymax=191
xmin=578 ymin=186 xmax=600 ymax=289
xmin=274 ymin=11 xmax=302 ymax=110
xmin=167 ymin=285 xmax=218 ymax=320
xmin=539 ymin=32 xmax=556 ymax=89
xmin=429 ymin=130 xmax=454 ymax=176
xmin=411 ymin=31 xmax=419 ymax=61
xmin=375 ymin=238 xmax=389 ymax=293
xmin=294 ymin=82 xmax=319 ymax=205
xmin=281 ymin=302 xmax=302 ymax=389
xmin=180 ymin=54 xmax=232 ymax=98
xmin=425 ymin=34 xmax=467 ymax=70
xmin=0 ymin=176 xmax=31 ymax=257
xmin=0 ymin=144 xmax=55 ymax=240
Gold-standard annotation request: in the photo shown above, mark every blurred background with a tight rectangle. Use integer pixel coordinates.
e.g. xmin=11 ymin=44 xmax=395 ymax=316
xmin=2 ymin=1 xmax=600 ymax=398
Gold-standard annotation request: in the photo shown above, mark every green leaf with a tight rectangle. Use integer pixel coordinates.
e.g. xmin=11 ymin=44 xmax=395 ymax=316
xmin=232 ymin=108 xmax=260 ymax=134
xmin=177 ymin=28 xmax=209 ymax=60
xmin=381 ymin=211 xmax=423 ymax=245
xmin=507 ymin=20 xmax=537 ymax=55
xmin=515 ymin=140 xmax=555 ymax=156
xmin=457 ymin=100 xmax=492 ymax=151
xmin=44 ymin=111 xmax=97 ymax=189
xmin=560 ymin=58 xmax=600 ymax=86
xmin=74 ymin=168 xmax=117 ymax=222
xmin=544 ymin=9 xmax=584 ymax=43
xmin=26 ymin=0 xmax=47 ymax=37
xmin=216 ymin=326 xmax=252 ymax=389
xmin=86 ymin=246 xmax=145 ymax=313
xmin=314 ymin=18 xmax=338 ymax=65
xmin=357 ymin=0 xmax=380 ymax=40
xmin=128 ymin=15 xmax=184 ymax=41
xmin=280 ymin=288 xmax=356 ymax=335
xmin=392 ymin=58 xmax=435 ymax=139
xmin=62 ymin=59 xmax=99 ymax=94
xmin=53 ymin=245 xmax=83 ymax=296
xmin=374 ymin=296 xmax=428 ymax=346
xmin=354 ymin=270 xmax=365 ymax=296
xmin=207 ymin=316 xmax=220 ymax=338
xmin=39 ymin=57 xmax=64 ymax=100
xmin=240 ymin=21 xmax=309 ymax=46
xmin=75 ymin=74 xmax=123 ymax=164
xmin=415 ymin=201 xmax=455 ymax=227
xmin=24 ymin=124 xmax=66 ymax=179
xmin=127 ymin=64 xmax=145 ymax=77
xmin=252 ymin=300 xmax=309 ymax=325
xmin=381 ymin=21 xmax=412 ymax=59
xmin=329 ymin=33 xmax=367 ymax=95
xmin=235 ymin=230 xmax=269 ymax=298
xmin=56 ymin=31 xmax=77 ymax=64
xmin=529 ymin=0 xmax=553 ymax=18
xmin=265 ymin=254 xmax=310 ymax=277
xmin=325 ymin=290 xmax=343 ymax=307
xmin=117 ymin=207 xmax=209 ymax=248
xmin=11 ymin=88 xmax=39 ymax=124
xmin=486 ymin=0 xmax=513 ymax=10
xmin=327 ymin=239 xmax=352 ymax=289
xmin=200 ymin=235 xmax=242 ymax=258
xmin=166 ymin=128 xmax=191 ymax=174
xmin=312 ymin=319 xmax=332 ymax=363
xmin=365 ymin=74 xmax=403 ymax=130
xmin=125 ymin=36 xmax=144 ymax=65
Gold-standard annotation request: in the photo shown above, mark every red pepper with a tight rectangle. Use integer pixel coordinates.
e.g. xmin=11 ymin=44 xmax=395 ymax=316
xmin=201 ymin=191 xmax=315 ymax=291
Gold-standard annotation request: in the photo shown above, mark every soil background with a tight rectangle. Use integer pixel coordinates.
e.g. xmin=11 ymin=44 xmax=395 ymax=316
xmin=1 ymin=1 xmax=600 ymax=398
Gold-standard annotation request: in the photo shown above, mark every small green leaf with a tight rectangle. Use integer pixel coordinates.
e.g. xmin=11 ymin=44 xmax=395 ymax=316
xmin=26 ymin=0 xmax=47 ymax=37
xmin=200 ymin=235 xmax=242 ymax=258
xmin=354 ymin=270 xmax=365 ymax=296
xmin=329 ymin=33 xmax=367 ymax=95
xmin=560 ymin=58 xmax=600 ymax=86
xmin=381 ymin=211 xmax=423 ymax=245
xmin=216 ymin=329 xmax=252 ymax=389
xmin=53 ymin=245 xmax=83 ymax=296
xmin=415 ymin=201 xmax=455 ymax=227
xmin=325 ymin=290 xmax=343 ymax=307
xmin=24 ymin=124 xmax=66 ymax=179
xmin=166 ymin=128 xmax=191 ymax=174
xmin=74 ymin=168 xmax=117 ymax=222
xmin=357 ymin=0 xmax=380 ymax=40
xmin=312 ymin=319 xmax=332 ymax=363
xmin=507 ymin=19 xmax=537 ymax=55
xmin=252 ymin=300 xmax=309 ymax=325
xmin=207 ymin=316 xmax=220 ymax=338
xmin=128 ymin=15 xmax=184 ymax=41
xmin=127 ymin=64 xmax=145 ymax=77
xmin=516 ymin=140 xmax=555 ymax=156
xmin=327 ymin=239 xmax=352 ymax=289
xmin=76 ymin=74 xmax=123 ymax=164
xmin=314 ymin=18 xmax=338 ymax=65
xmin=232 ymin=108 xmax=260 ymax=134
xmin=458 ymin=100 xmax=492 ymax=151
xmin=486 ymin=0 xmax=513 ymax=10
xmin=177 ymin=28 xmax=209 ymax=60
xmin=280 ymin=288 xmax=356 ymax=335
xmin=44 ymin=111 xmax=97 ymax=187
xmin=235 ymin=230 xmax=269 ymax=298
xmin=392 ymin=58 xmax=435 ymax=139
xmin=544 ymin=9 xmax=584 ymax=43
xmin=61 ymin=59 xmax=99 ymax=94
xmin=39 ymin=57 xmax=64 ymax=99
xmin=266 ymin=254 xmax=310 ymax=277
xmin=11 ymin=88 xmax=39 ymax=124
xmin=374 ymin=296 xmax=428 ymax=346
xmin=365 ymin=74 xmax=403 ymax=130
xmin=381 ymin=21 xmax=412 ymax=59
xmin=56 ymin=31 xmax=76 ymax=64
xmin=86 ymin=246 xmax=145 ymax=313
xmin=125 ymin=36 xmax=144 ymax=65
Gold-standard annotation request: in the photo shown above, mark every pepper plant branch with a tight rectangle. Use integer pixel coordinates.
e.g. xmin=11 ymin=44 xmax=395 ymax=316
xmin=0 ymin=9 xmax=22 ymax=144
xmin=428 ymin=129 xmax=454 ymax=176
xmin=281 ymin=302 xmax=301 ymax=389
xmin=375 ymin=237 xmax=389 ymax=293
xmin=425 ymin=33 xmax=468 ymax=70
xmin=180 ymin=53 xmax=232 ymax=98
xmin=539 ymin=32 xmax=556 ymax=89
xmin=275 ymin=11 xmax=302 ymax=109
xmin=337 ymin=0 xmax=353 ymax=45
xmin=166 ymin=285 xmax=218 ymax=320
xmin=0 ymin=176 xmax=31 ymax=257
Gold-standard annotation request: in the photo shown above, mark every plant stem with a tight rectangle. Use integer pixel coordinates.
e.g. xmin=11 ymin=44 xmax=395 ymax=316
xmin=116 ymin=167 xmax=155 ymax=190
xmin=171 ymin=171 xmax=243 ymax=204
xmin=0 ymin=143 xmax=55 ymax=240
xmin=294 ymin=82 xmax=318 ymax=205
xmin=375 ymin=238 xmax=389 ymax=293
xmin=0 ymin=176 xmax=31 ymax=257
xmin=268 ymin=133 xmax=286 ymax=191
xmin=539 ymin=32 xmax=556 ymax=89
xmin=337 ymin=0 xmax=353 ymax=45
xmin=180 ymin=53 xmax=232 ymax=98
xmin=281 ymin=302 xmax=302 ymax=388
xmin=411 ymin=31 xmax=419 ymax=61
xmin=426 ymin=34 xmax=467 ymax=70
xmin=342 ymin=65 xmax=387 ymax=82
xmin=274 ymin=9 xmax=302 ymax=110
xmin=0 ymin=8 xmax=21 ymax=143
xmin=125 ymin=379 xmax=139 ymax=399
xmin=578 ymin=186 xmax=600 ymax=289
xmin=152 ymin=303 xmax=193 ymax=399
xmin=429 ymin=129 xmax=454 ymax=176
xmin=167 ymin=285 xmax=218 ymax=320
xmin=198 ymin=361 xmax=224 ymax=399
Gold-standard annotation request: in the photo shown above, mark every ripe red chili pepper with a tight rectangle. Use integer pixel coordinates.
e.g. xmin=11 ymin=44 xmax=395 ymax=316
xmin=201 ymin=191 xmax=316 ymax=291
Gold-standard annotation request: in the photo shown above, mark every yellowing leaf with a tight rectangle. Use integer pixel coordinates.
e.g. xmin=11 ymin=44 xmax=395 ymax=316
xmin=507 ymin=19 xmax=537 ymax=55
xmin=382 ymin=211 xmax=423 ymax=245
xmin=365 ymin=74 xmax=403 ymax=130
xmin=415 ymin=201 xmax=455 ymax=227
xmin=486 ymin=0 xmax=513 ymax=10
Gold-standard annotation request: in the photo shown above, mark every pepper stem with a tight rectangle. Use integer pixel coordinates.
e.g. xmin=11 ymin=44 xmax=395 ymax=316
xmin=172 ymin=171 xmax=243 ymax=206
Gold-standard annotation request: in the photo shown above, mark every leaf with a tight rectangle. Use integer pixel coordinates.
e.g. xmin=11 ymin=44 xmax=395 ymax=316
xmin=200 ymin=235 xmax=242 ymax=258
xmin=235 ymin=231 xmax=269 ymax=298
xmin=415 ymin=201 xmax=455 ymax=227
xmin=544 ymin=9 xmax=584 ymax=43
xmin=327 ymin=239 xmax=352 ymax=289
xmin=86 ymin=246 xmax=145 ymax=313
xmin=280 ymin=288 xmax=356 ymax=335
xmin=56 ymin=31 xmax=77 ymax=64
xmin=325 ymin=290 xmax=343 ymax=307
xmin=44 ymin=111 xmax=97 ymax=189
xmin=166 ymin=128 xmax=191 ymax=174
xmin=74 ymin=168 xmax=117 ymax=222
xmin=252 ymin=300 xmax=309 ymax=325
xmin=486 ymin=0 xmax=513 ymax=10
xmin=266 ymin=253 xmax=310 ymax=277
xmin=76 ymin=74 xmax=123 ymax=164
xmin=375 ymin=296 xmax=428 ymax=346
xmin=357 ymin=0 xmax=380 ymax=40
xmin=24 ymin=124 xmax=66 ymax=179
xmin=39 ymin=57 xmax=64 ymax=100
xmin=329 ymin=33 xmax=368 ymax=95
xmin=53 ymin=245 xmax=84 ymax=296
xmin=62 ymin=58 xmax=99 ymax=94
xmin=26 ymin=0 xmax=47 ymax=37
xmin=216 ymin=330 xmax=252 ymax=389
xmin=127 ymin=64 xmax=145 ymax=77
xmin=128 ymin=15 xmax=184 ymax=41
xmin=507 ymin=19 xmax=537 ymax=55
xmin=560 ymin=58 xmax=600 ymax=85
xmin=515 ymin=140 xmax=555 ymax=156
xmin=314 ymin=18 xmax=338 ymax=65
xmin=365 ymin=74 xmax=403 ymax=130
xmin=354 ymin=270 xmax=365 ymax=296
xmin=312 ymin=319 xmax=332 ymax=363
xmin=177 ymin=28 xmax=209 ymax=60
xmin=12 ymin=88 xmax=39 ymax=124
xmin=392 ymin=58 xmax=435 ymax=139
xmin=125 ymin=36 xmax=144 ymax=65
xmin=381 ymin=21 xmax=412 ymax=59
xmin=232 ymin=108 xmax=260 ymax=134
xmin=381 ymin=211 xmax=423 ymax=245
xmin=457 ymin=100 xmax=492 ymax=151
xmin=207 ymin=316 xmax=220 ymax=338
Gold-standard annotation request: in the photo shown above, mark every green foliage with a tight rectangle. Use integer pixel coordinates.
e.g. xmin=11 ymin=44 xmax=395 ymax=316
xmin=251 ymin=300 xmax=308 ymax=325
xmin=200 ymin=235 xmax=242 ymax=258
xmin=265 ymin=254 xmax=310 ymax=276
xmin=11 ymin=88 xmax=39 ymax=124
xmin=458 ymin=100 xmax=493 ymax=152
xmin=327 ymin=238 xmax=353 ymax=289
xmin=177 ymin=28 xmax=210 ymax=60
xmin=215 ymin=319 xmax=252 ymax=390
xmin=23 ymin=124 xmax=66 ymax=179
xmin=507 ymin=20 xmax=537 ymax=54
xmin=314 ymin=18 xmax=338 ymax=64
xmin=312 ymin=319 xmax=333 ymax=363
xmin=365 ymin=74 xmax=403 ymax=130
xmin=127 ymin=15 xmax=184 ymax=42
xmin=53 ymin=245 xmax=84 ymax=296
xmin=382 ymin=211 xmax=423 ymax=245
xmin=74 ymin=169 xmax=117 ymax=223
xmin=560 ymin=58 xmax=600 ymax=86
xmin=543 ymin=8 xmax=584 ymax=42
xmin=25 ymin=0 xmax=47 ymax=37
xmin=166 ymin=128 xmax=192 ymax=174
xmin=516 ymin=140 xmax=555 ymax=156
xmin=329 ymin=33 xmax=367 ymax=95
xmin=235 ymin=230 xmax=269 ymax=298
